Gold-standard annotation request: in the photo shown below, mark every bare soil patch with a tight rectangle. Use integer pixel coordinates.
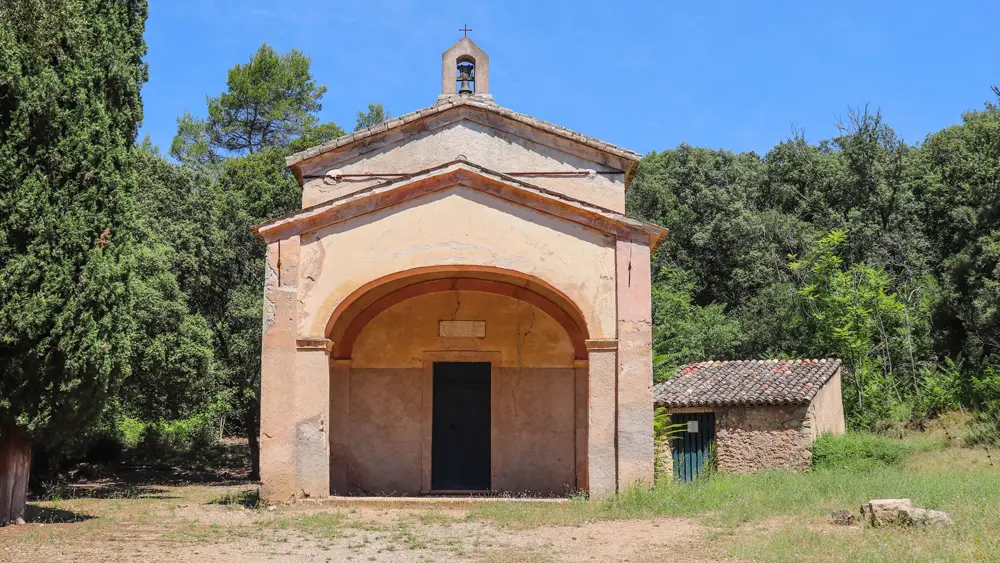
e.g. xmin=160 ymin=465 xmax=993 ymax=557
xmin=0 ymin=472 xmax=714 ymax=562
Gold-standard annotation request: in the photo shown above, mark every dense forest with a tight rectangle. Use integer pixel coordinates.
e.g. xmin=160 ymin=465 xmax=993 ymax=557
xmin=630 ymin=101 xmax=1000 ymax=432
xmin=2 ymin=0 xmax=1000 ymax=521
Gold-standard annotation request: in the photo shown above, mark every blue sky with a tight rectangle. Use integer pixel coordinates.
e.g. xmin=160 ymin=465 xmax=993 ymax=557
xmin=141 ymin=0 xmax=1000 ymax=157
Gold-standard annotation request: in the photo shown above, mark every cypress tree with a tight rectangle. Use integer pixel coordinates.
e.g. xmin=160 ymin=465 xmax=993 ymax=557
xmin=0 ymin=0 xmax=147 ymax=524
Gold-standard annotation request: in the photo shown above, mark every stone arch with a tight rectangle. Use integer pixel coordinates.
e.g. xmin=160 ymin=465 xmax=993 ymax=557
xmin=325 ymin=265 xmax=590 ymax=360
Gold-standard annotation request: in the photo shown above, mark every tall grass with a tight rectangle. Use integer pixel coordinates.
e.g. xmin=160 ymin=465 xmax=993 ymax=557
xmin=466 ymin=431 xmax=1000 ymax=560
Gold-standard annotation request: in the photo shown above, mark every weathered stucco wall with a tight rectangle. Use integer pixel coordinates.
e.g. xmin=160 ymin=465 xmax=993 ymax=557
xmin=808 ymin=369 xmax=847 ymax=438
xmin=493 ymin=367 xmax=576 ymax=494
xmin=331 ymin=291 xmax=579 ymax=495
xmin=351 ymin=291 xmax=575 ymax=368
xmin=297 ymin=186 xmax=618 ymax=340
xmin=346 ymin=367 xmax=423 ymax=494
xmin=299 ymin=115 xmax=628 ymax=213
xmin=615 ymin=236 xmax=654 ymax=488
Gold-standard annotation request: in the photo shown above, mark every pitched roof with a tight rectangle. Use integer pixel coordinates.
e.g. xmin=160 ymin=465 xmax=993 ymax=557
xmin=653 ymin=359 xmax=841 ymax=408
xmin=284 ymin=97 xmax=643 ymax=169
xmin=253 ymin=160 xmax=668 ymax=247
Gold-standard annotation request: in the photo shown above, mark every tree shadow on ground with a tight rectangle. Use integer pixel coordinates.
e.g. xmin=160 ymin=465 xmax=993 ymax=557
xmin=24 ymin=504 xmax=95 ymax=524
xmin=54 ymin=482 xmax=178 ymax=500
xmin=206 ymin=488 xmax=261 ymax=509
xmin=34 ymin=438 xmax=255 ymax=502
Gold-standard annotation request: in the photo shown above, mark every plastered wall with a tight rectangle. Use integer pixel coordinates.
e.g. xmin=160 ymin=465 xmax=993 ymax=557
xmin=300 ymin=116 xmax=628 ymax=213
xmin=296 ymin=186 xmax=618 ymax=340
xmin=807 ymin=369 xmax=847 ymax=438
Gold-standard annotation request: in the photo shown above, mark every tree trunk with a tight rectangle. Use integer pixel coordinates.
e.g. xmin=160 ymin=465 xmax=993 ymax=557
xmin=0 ymin=423 xmax=31 ymax=526
xmin=244 ymin=401 xmax=260 ymax=481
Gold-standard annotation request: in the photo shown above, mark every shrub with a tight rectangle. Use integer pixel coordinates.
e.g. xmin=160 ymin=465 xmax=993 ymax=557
xmin=812 ymin=432 xmax=912 ymax=471
xmin=963 ymin=413 xmax=1000 ymax=447
xmin=914 ymin=362 xmax=961 ymax=420
xmin=119 ymin=415 xmax=146 ymax=450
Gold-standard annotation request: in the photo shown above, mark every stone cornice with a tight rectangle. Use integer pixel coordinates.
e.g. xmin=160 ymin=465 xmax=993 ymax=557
xmin=253 ymin=161 xmax=668 ymax=249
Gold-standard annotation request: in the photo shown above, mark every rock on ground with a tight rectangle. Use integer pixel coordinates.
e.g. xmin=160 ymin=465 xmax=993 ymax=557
xmin=861 ymin=499 xmax=952 ymax=527
xmin=830 ymin=509 xmax=855 ymax=525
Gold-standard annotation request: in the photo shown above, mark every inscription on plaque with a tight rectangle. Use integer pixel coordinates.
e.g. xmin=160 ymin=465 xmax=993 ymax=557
xmin=439 ymin=320 xmax=486 ymax=338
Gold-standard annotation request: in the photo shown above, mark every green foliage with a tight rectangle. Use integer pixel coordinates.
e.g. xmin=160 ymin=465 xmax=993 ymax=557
xmin=287 ymin=121 xmax=345 ymax=153
xmin=914 ymin=361 xmax=962 ymax=419
xmin=0 ymin=0 xmax=148 ymax=444
xmin=811 ymin=432 xmax=912 ymax=471
xmin=354 ymin=102 xmax=391 ymax=131
xmin=624 ymin=103 xmax=1000 ymax=431
xmin=169 ymin=111 xmax=220 ymax=172
xmin=206 ymin=43 xmax=326 ymax=154
xmin=91 ymin=396 xmax=231 ymax=466
xmin=652 ymin=408 xmax=686 ymax=441
xmin=158 ymin=43 xmax=341 ymax=477
xmin=790 ymin=231 xmax=933 ymax=427
xmin=651 ymin=267 xmax=743 ymax=379
xmin=123 ymin=146 xmax=219 ymax=420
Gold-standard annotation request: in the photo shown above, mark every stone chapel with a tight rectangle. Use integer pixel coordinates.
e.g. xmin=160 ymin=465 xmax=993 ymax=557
xmin=254 ymin=37 xmax=667 ymax=502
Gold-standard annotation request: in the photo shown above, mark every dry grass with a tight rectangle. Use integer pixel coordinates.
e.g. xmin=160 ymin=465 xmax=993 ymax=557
xmin=2 ymin=426 xmax=998 ymax=562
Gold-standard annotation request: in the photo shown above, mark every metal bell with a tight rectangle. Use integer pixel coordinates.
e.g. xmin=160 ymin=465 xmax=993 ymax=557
xmin=457 ymin=62 xmax=475 ymax=94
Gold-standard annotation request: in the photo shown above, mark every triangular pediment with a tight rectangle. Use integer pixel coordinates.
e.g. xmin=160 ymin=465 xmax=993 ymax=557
xmin=254 ymin=161 xmax=666 ymax=247
xmin=285 ymin=98 xmax=642 ymax=187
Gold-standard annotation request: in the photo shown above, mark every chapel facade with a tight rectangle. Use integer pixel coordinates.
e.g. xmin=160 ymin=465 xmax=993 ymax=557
xmin=255 ymin=37 xmax=667 ymax=501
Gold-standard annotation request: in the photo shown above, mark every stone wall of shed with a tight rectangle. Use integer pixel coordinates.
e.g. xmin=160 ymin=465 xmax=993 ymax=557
xmin=715 ymin=405 xmax=813 ymax=472
xmin=657 ymin=405 xmax=815 ymax=476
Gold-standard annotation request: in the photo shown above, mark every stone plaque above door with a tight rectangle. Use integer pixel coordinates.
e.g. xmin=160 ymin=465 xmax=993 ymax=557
xmin=439 ymin=320 xmax=486 ymax=338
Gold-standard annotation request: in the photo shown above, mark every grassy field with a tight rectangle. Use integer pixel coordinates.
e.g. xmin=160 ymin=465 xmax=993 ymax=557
xmin=2 ymin=420 xmax=999 ymax=562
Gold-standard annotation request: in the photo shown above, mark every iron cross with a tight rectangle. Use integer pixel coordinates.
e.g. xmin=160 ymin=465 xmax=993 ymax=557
xmin=459 ymin=24 xmax=472 ymax=37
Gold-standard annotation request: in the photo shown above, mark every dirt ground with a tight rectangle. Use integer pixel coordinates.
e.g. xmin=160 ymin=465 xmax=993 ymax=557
xmin=0 ymin=469 xmax=721 ymax=563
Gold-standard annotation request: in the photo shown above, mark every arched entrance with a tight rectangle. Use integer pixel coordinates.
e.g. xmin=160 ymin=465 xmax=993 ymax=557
xmin=325 ymin=266 xmax=591 ymax=496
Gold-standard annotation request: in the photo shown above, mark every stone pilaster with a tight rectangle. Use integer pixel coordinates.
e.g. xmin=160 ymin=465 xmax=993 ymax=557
xmin=329 ymin=358 xmax=351 ymax=495
xmin=574 ymin=358 xmax=589 ymax=492
xmin=615 ymin=235 xmax=655 ymax=490
xmin=260 ymin=237 xmax=300 ymax=503
xmin=294 ymin=337 xmax=332 ymax=499
xmin=586 ymin=339 xmax=618 ymax=498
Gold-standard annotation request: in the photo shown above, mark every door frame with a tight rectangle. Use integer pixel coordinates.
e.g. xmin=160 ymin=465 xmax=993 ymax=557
xmin=420 ymin=351 xmax=501 ymax=494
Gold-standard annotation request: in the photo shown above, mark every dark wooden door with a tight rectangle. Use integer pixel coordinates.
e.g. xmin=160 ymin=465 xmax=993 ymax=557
xmin=432 ymin=362 xmax=491 ymax=491
xmin=671 ymin=412 xmax=716 ymax=481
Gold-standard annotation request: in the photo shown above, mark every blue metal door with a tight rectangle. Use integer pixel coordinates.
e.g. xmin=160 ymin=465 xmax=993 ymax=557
xmin=671 ymin=412 xmax=715 ymax=481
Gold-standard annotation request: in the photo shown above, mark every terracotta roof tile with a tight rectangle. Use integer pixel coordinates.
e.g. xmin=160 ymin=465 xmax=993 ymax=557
xmin=653 ymin=359 xmax=841 ymax=408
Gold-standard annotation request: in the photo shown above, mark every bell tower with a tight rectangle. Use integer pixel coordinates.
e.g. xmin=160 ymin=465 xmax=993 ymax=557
xmin=439 ymin=36 xmax=492 ymax=102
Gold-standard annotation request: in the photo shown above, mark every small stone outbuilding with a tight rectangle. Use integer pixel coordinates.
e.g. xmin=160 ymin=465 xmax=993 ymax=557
xmin=653 ymin=359 xmax=845 ymax=479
